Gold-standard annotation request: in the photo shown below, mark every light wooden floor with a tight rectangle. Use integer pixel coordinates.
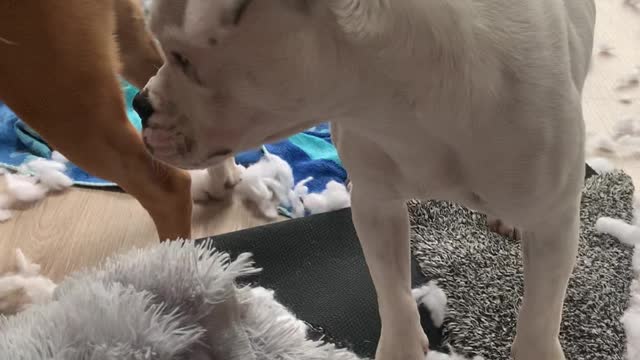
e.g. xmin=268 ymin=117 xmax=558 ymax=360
xmin=1 ymin=0 xmax=639 ymax=282
xmin=584 ymin=0 xmax=640 ymax=178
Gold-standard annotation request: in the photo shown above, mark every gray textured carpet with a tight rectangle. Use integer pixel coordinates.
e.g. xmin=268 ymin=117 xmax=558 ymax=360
xmin=409 ymin=172 xmax=635 ymax=360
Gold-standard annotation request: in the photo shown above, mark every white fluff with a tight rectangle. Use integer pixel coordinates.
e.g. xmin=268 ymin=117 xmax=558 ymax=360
xmin=586 ymin=157 xmax=615 ymax=174
xmin=38 ymin=171 xmax=73 ymax=191
xmin=51 ymin=151 xmax=69 ymax=164
xmin=623 ymin=288 xmax=640 ymax=360
xmin=14 ymin=249 xmax=41 ymax=277
xmin=613 ymin=118 xmax=640 ymax=140
xmin=616 ymin=68 xmax=640 ymax=91
xmin=24 ymin=158 xmax=73 ymax=191
xmin=595 ymin=217 xmax=640 ymax=246
xmin=25 ymin=158 xmax=65 ymax=173
xmin=5 ymin=173 xmax=48 ymax=203
xmin=592 ymin=135 xmax=617 ymax=153
xmin=622 ymin=197 xmax=640 ymax=359
xmin=425 ymin=351 xmax=485 ymax=360
xmin=301 ymin=180 xmax=351 ymax=215
xmin=0 ymin=208 xmax=12 ymax=222
xmin=234 ymin=152 xmax=351 ymax=218
xmin=289 ymin=177 xmax=313 ymax=218
xmin=236 ymin=152 xmax=295 ymax=219
xmin=597 ymin=43 xmax=614 ymax=57
xmin=624 ymin=0 xmax=640 ymax=11
xmin=0 ymin=158 xmax=74 ymax=222
xmin=633 ymin=197 xmax=640 ymax=226
xmin=413 ymin=281 xmax=448 ymax=328
xmin=0 ymin=249 xmax=57 ymax=314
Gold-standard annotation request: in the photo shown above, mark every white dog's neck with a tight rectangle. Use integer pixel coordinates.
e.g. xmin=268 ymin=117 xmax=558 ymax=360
xmin=312 ymin=0 xmax=480 ymax=141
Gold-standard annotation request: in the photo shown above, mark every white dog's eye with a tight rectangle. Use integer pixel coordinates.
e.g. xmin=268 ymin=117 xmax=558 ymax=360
xmin=169 ymin=51 xmax=204 ymax=86
xmin=170 ymin=51 xmax=190 ymax=70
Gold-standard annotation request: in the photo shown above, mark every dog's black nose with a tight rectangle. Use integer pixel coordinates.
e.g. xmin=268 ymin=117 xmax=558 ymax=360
xmin=132 ymin=90 xmax=154 ymax=128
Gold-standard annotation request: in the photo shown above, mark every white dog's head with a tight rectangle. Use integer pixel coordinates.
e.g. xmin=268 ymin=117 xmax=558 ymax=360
xmin=134 ymin=0 xmax=365 ymax=169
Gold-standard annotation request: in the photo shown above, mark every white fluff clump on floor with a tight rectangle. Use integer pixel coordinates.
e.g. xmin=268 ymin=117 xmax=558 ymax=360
xmin=236 ymin=152 xmax=295 ymax=219
xmin=22 ymin=158 xmax=73 ymax=191
xmin=235 ymin=152 xmax=351 ymax=218
xmin=624 ymin=274 xmax=640 ymax=360
xmin=289 ymin=176 xmax=313 ymax=218
xmin=4 ymin=173 xmax=48 ymax=203
xmin=0 ymin=249 xmax=56 ymax=315
xmin=587 ymin=157 xmax=615 ymax=174
xmin=301 ymin=180 xmax=351 ymax=215
xmin=595 ymin=217 xmax=640 ymax=246
xmin=613 ymin=118 xmax=640 ymax=140
xmin=50 ymin=151 xmax=68 ymax=164
xmin=587 ymin=118 xmax=640 ymax=159
xmin=411 ymin=282 xmax=484 ymax=359
xmin=413 ymin=281 xmax=448 ymax=328
xmin=597 ymin=197 xmax=640 ymax=358
xmin=0 ymin=155 xmax=73 ymax=222
xmin=616 ymin=67 xmax=640 ymax=91
xmin=590 ymin=135 xmax=617 ymax=153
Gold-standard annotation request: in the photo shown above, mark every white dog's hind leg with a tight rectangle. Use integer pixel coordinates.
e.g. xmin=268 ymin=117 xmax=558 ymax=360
xmin=350 ymin=188 xmax=427 ymax=360
xmin=512 ymin=202 xmax=580 ymax=360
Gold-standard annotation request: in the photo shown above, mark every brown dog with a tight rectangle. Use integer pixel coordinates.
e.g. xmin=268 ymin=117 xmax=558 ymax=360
xmin=0 ymin=0 xmax=195 ymax=241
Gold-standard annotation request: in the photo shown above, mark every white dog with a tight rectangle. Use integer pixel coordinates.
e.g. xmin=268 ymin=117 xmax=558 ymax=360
xmin=134 ymin=1 xmax=596 ymax=359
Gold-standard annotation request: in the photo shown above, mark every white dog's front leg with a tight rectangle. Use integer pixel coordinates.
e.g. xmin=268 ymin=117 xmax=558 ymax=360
xmin=351 ymin=188 xmax=428 ymax=360
xmin=512 ymin=202 xmax=580 ymax=360
xmin=190 ymin=157 xmax=241 ymax=202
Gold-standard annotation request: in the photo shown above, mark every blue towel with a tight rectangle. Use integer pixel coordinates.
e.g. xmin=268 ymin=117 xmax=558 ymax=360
xmin=0 ymin=80 xmax=347 ymax=200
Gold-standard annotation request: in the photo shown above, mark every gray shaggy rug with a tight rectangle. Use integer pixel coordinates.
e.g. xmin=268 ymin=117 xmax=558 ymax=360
xmin=410 ymin=171 xmax=635 ymax=360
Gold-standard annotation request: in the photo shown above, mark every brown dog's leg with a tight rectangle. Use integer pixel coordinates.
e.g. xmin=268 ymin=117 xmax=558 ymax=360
xmin=0 ymin=0 xmax=191 ymax=241
xmin=114 ymin=0 xmax=163 ymax=89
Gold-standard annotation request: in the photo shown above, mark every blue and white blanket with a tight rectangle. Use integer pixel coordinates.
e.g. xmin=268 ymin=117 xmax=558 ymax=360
xmin=0 ymin=80 xmax=347 ymax=197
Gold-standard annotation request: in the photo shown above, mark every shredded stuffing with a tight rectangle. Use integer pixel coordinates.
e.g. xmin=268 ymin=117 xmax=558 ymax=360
xmin=616 ymin=67 xmax=640 ymax=91
xmin=0 ymin=249 xmax=56 ymax=315
xmin=595 ymin=194 xmax=640 ymax=358
xmin=301 ymin=180 xmax=351 ymax=215
xmin=0 ymin=156 xmax=73 ymax=222
xmin=235 ymin=152 xmax=350 ymax=218
xmin=413 ymin=281 xmax=448 ymax=328
xmin=587 ymin=157 xmax=615 ymax=174
xmin=596 ymin=217 xmax=640 ymax=246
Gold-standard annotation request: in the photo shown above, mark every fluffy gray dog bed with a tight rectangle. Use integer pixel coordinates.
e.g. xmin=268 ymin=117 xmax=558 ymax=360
xmin=0 ymin=242 xmax=362 ymax=360
xmin=410 ymin=171 xmax=635 ymax=359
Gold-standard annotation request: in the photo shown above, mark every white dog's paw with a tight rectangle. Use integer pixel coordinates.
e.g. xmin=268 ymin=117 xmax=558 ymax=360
xmin=190 ymin=158 xmax=241 ymax=202
xmin=512 ymin=335 xmax=565 ymax=360
xmin=487 ymin=217 xmax=520 ymax=239
xmin=376 ymin=323 xmax=428 ymax=360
